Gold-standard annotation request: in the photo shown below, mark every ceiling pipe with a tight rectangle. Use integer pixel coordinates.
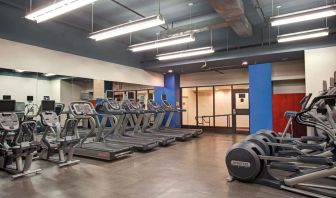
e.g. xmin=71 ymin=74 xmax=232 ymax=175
xmin=110 ymin=0 xmax=168 ymax=30
xmin=160 ymin=13 xmax=228 ymax=36
xmin=163 ymin=18 xmax=228 ymax=36
xmin=250 ymin=0 xmax=267 ymax=25
xmin=208 ymin=0 xmax=253 ymax=37
xmin=143 ymin=34 xmax=336 ymax=69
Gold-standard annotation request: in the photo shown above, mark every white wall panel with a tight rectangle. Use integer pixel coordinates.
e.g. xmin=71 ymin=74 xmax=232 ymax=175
xmin=0 ymin=38 xmax=163 ymax=86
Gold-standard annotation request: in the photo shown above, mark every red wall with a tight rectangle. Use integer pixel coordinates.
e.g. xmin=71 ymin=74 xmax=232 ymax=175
xmin=89 ymin=99 xmax=96 ymax=107
xmin=272 ymin=93 xmax=306 ymax=137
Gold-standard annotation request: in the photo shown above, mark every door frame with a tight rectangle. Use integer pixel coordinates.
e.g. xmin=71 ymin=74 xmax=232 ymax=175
xmin=232 ymin=89 xmax=250 ymax=133
xmin=180 ymin=84 xmax=250 ymax=133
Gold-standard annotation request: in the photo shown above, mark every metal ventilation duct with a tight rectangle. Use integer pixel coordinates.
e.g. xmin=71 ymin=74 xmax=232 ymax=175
xmin=208 ymin=0 xmax=253 ymax=37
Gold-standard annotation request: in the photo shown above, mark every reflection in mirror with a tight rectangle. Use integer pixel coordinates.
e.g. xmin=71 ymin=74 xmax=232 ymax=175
xmin=62 ymin=77 xmax=93 ymax=105
xmin=111 ymin=83 xmax=154 ymax=103
xmin=0 ymin=68 xmax=71 ymax=126
xmin=0 ymin=67 xmax=156 ymax=120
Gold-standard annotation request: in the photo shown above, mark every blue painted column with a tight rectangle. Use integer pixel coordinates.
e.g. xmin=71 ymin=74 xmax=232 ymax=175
xmin=249 ymin=63 xmax=272 ymax=134
xmin=154 ymin=73 xmax=181 ymax=128
xmin=164 ymin=73 xmax=181 ymax=128
xmin=154 ymin=86 xmax=164 ymax=104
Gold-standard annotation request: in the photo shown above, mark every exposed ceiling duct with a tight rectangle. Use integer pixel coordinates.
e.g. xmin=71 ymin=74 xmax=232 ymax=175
xmin=143 ymin=35 xmax=336 ymax=69
xmin=161 ymin=13 xmax=228 ymax=37
xmin=208 ymin=0 xmax=253 ymax=37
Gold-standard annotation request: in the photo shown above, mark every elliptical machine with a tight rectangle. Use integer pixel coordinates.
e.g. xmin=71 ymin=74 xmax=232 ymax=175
xmin=226 ymin=94 xmax=336 ymax=198
xmin=38 ymin=100 xmax=80 ymax=167
xmin=0 ymin=100 xmax=41 ymax=179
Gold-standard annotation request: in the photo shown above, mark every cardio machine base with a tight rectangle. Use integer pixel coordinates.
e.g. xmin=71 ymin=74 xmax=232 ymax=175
xmin=11 ymin=168 xmax=42 ymax=179
xmin=74 ymin=147 xmax=132 ymax=161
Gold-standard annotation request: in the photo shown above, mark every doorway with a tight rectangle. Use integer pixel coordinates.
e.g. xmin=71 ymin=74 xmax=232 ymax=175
xmin=181 ymin=84 xmax=250 ymax=134
xmin=232 ymin=89 xmax=250 ymax=133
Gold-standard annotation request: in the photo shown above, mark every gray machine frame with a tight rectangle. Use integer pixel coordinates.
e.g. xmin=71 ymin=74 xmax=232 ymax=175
xmin=69 ymin=101 xmax=133 ymax=160
xmin=38 ymin=100 xmax=80 ymax=167
xmin=0 ymin=100 xmax=41 ymax=179
xmin=98 ymin=99 xmax=160 ymax=151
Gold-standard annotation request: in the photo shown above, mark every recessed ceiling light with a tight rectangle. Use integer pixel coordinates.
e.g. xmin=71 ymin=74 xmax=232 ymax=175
xmin=241 ymin=61 xmax=248 ymax=66
xmin=15 ymin=69 xmax=25 ymax=73
xmin=188 ymin=2 xmax=194 ymax=6
xmin=168 ymin=69 xmax=173 ymax=73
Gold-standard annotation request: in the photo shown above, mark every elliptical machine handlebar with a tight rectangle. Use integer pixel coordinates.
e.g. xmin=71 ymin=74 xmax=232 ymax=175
xmin=295 ymin=94 xmax=336 ymax=141
xmin=305 ymin=94 xmax=336 ymax=111
xmin=299 ymin=93 xmax=312 ymax=111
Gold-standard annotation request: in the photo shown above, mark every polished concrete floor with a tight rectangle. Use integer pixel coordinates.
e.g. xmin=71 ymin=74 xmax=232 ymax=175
xmin=0 ymin=133 xmax=318 ymax=198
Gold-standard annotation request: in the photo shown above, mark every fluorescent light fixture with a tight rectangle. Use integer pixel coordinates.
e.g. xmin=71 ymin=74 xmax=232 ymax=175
xmin=277 ymin=28 xmax=329 ymax=43
xmin=270 ymin=5 xmax=336 ymax=26
xmin=44 ymin=73 xmax=56 ymax=77
xmin=15 ymin=69 xmax=25 ymax=73
xmin=25 ymin=0 xmax=98 ymax=23
xmin=157 ymin=47 xmax=215 ymax=61
xmin=129 ymin=34 xmax=195 ymax=52
xmin=89 ymin=15 xmax=165 ymax=41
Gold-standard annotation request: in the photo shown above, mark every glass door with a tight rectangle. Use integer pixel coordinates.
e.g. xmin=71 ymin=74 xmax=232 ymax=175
xmin=232 ymin=88 xmax=249 ymax=133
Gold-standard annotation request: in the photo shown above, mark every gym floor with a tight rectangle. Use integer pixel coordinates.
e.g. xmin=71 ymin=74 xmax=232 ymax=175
xmin=0 ymin=133 xmax=310 ymax=198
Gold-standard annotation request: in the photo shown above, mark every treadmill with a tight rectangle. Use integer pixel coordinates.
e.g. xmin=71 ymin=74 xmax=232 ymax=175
xmin=98 ymin=99 xmax=159 ymax=151
xmin=143 ymin=100 xmax=193 ymax=141
xmin=118 ymin=99 xmax=175 ymax=146
xmin=160 ymin=94 xmax=203 ymax=137
xmin=69 ymin=101 xmax=133 ymax=160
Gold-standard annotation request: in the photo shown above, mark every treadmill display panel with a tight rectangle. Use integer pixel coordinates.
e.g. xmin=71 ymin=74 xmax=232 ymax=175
xmin=15 ymin=102 xmax=26 ymax=112
xmin=27 ymin=96 xmax=34 ymax=101
xmin=41 ymin=100 xmax=55 ymax=111
xmin=106 ymin=90 xmax=114 ymax=98
xmin=162 ymin=94 xmax=167 ymax=101
xmin=73 ymin=103 xmax=94 ymax=115
xmin=0 ymin=100 xmax=16 ymax=112
xmin=108 ymin=99 xmax=120 ymax=110
xmin=3 ymin=95 xmax=11 ymax=100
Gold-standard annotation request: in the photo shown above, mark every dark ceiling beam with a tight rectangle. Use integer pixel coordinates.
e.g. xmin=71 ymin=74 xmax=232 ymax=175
xmin=250 ymin=0 xmax=267 ymax=25
xmin=143 ymin=34 xmax=336 ymax=69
